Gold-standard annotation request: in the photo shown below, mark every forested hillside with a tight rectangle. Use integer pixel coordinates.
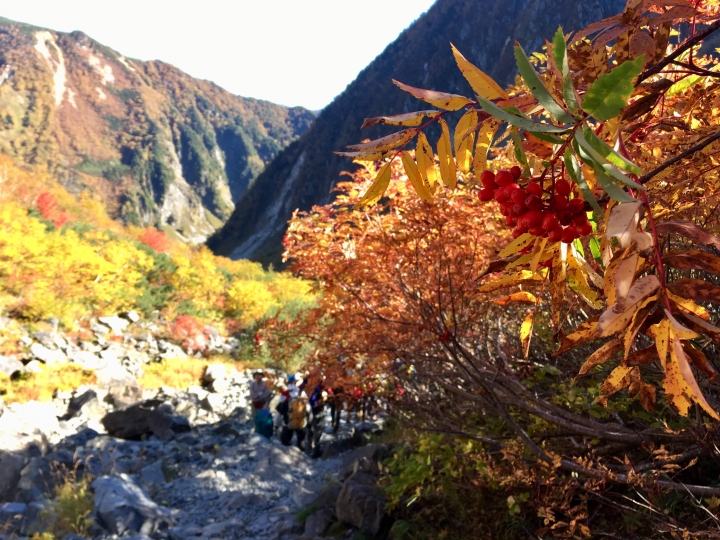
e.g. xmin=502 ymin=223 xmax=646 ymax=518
xmin=0 ymin=18 xmax=314 ymax=243
xmin=207 ymin=0 xmax=625 ymax=264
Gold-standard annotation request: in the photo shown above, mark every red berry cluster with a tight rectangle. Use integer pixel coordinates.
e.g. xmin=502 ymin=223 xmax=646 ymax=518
xmin=478 ymin=166 xmax=592 ymax=244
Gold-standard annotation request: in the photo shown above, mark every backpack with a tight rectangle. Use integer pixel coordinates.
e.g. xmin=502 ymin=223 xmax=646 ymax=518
xmin=254 ymin=409 xmax=274 ymax=438
xmin=288 ymin=397 xmax=307 ymax=430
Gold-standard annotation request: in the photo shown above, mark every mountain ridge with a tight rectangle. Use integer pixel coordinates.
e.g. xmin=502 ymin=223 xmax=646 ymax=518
xmin=0 ymin=18 xmax=315 ymax=242
xmin=207 ymin=0 xmax=627 ymax=264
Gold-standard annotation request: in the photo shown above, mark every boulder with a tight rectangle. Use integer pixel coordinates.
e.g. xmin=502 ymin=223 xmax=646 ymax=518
xmin=139 ymin=461 xmax=166 ymax=490
xmin=95 ymin=363 xmax=137 ymax=388
xmin=0 ymin=453 xmax=27 ymax=501
xmin=124 ymin=310 xmax=141 ymax=323
xmin=92 ymin=474 xmax=174 ymax=535
xmin=338 ymin=444 xmax=388 ymax=481
xmin=29 ymin=343 xmax=66 ymax=365
xmin=20 ymin=499 xmax=56 ymax=536
xmin=200 ymin=393 xmax=225 ymax=414
xmin=67 ymin=350 xmax=102 ymax=370
xmin=0 ymin=401 xmax=59 ymax=453
xmin=31 ymin=331 xmax=65 ymax=350
xmin=24 ymin=360 xmax=44 ymax=373
xmin=335 ymin=475 xmax=386 ymax=536
xmin=0 ymin=502 xmax=26 ymax=535
xmin=0 ymin=356 xmax=23 ymax=377
xmin=64 ymin=389 xmax=105 ymax=420
xmin=106 ymin=384 xmax=143 ymax=409
xmin=157 ymin=340 xmax=187 ymax=360
xmin=203 ymin=364 xmax=229 ymax=393
xmin=98 ymin=316 xmax=130 ymax=336
xmin=101 ymin=400 xmax=163 ymax=439
xmin=147 ymin=403 xmax=191 ymax=440
xmin=304 ymin=508 xmax=334 ymax=537
xmin=291 ymin=479 xmax=323 ymax=507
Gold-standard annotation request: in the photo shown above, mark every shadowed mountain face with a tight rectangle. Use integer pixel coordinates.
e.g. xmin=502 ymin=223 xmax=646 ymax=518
xmin=207 ymin=0 xmax=627 ymax=264
xmin=0 ymin=18 xmax=314 ymax=243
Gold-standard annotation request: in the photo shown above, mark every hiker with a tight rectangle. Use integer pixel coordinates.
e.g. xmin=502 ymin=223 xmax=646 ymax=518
xmin=249 ymin=371 xmax=271 ymax=411
xmin=280 ymin=379 xmax=309 ymax=449
xmin=306 ymin=384 xmax=325 ymax=457
xmin=328 ymin=386 xmax=344 ymax=433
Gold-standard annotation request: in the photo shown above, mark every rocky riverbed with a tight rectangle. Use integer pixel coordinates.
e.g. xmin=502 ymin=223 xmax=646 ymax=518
xmin=0 ymin=314 xmax=392 ymax=540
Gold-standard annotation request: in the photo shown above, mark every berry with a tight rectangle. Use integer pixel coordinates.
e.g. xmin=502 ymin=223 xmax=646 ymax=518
xmin=548 ymin=226 xmax=564 ymax=243
xmin=505 ymin=216 xmax=516 ymax=226
xmin=500 ymin=202 xmax=513 ymax=216
xmin=495 ymin=189 xmax=510 ymax=203
xmin=510 ymin=165 xmax=522 ymax=180
xmin=512 ymin=203 xmax=527 ymax=216
xmin=559 ymin=212 xmax=573 ymax=226
xmin=578 ymin=221 xmax=593 ymax=236
xmin=479 ymin=188 xmax=495 ymax=201
xmin=529 ymin=226 xmax=545 ymax=236
xmin=480 ymin=170 xmax=496 ymax=188
xmin=512 ymin=228 xmax=523 ymax=238
xmin=568 ymin=198 xmax=586 ymax=215
xmin=572 ymin=214 xmax=589 ymax=227
xmin=524 ymin=194 xmax=543 ymax=211
xmin=526 ymin=182 xmax=543 ymax=197
xmin=555 ymin=179 xmax=572 ymax=197
xmin=495 ymin=170 xmax=514 ymax=187
xmin=561 ymin=227 xmax=578 ymax=244
xmin=552 ymin=196 xmax=568 ymax=213
xmin=510 ymin=188 xmax=527 ymax=204
xmin=541 ymin=213 xmax=559 ymax=231
xmin=522 ymin=210 xmax=543 ymax=228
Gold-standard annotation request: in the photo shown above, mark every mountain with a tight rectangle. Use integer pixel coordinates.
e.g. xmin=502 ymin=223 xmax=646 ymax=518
xmin=0 ymin=18 xmax=315 ymax=242
xmin=207 ymin=0 xmax=626 ymax=264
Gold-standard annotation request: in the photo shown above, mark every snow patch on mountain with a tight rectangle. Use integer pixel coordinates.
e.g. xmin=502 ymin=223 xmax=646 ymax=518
xmin=33 ymin=31 xmax=68 ymax=107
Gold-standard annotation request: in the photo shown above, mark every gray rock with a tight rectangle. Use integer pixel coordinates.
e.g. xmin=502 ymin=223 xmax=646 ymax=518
xmin=68 ymin=350 xmax=102 ymax=370
xmin=64 ymin=389 xmax=104 ymax=420
xmin=29 ymin=343 xmax=66 ymax=365
xmin=291 ymin=479 xmax=323 ymax=508
xmin=0 ymin=502 xmax=26 ymax=534
xmin=0 ymin=452 xmax=29 ymax=500
xmin=147 ymin=403 xmax=191 ymax=440
xmin=31 ymin=331 xmax=62 ymax=350
xmin=101 ymin=399 xmax=163 ymax=439
xmin=91 ymin=322 xmax=110 ymax=336
xmin=92 ymin=474 xmax=174 ymax=535
xmin=24 ymin=360 xmax=44 ymax=373
xmin=139 ymin=461 xmax=166 ymax=489
xmin=335 ymin=477 xmax=385 ymax=536
xmin=98 ymin=316 xmax=130 ymax=336
xmin=156 ymin=340 xmax=187 ymax=360
xmin=338 ymin=444 xmax=387 ymax=481
xmin=20 ymin=499 xmax=56 ymax=536
xmin=203 ymin=364 xmax=230 ymax=393
xmin=125 ymin=310 xmax=141 ymax=323
xmin=200 ymin=393 xmax=225 ymax=414
xmin=0 ymin=356 xmax=23 ymax=377
xmin=304 ymin=508 xmax=334 ymax=537
xmin=61 ymin=534 xmax=88 ymax=540
xmin=95 ymin=363 xmax=137 ymax=388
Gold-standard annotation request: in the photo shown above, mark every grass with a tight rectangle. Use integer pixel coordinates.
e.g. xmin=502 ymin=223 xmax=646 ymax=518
xmin=0 ymin=364 xmax=96 ymax=404
xmin=51 ymin=472 xmax=94 ymax=537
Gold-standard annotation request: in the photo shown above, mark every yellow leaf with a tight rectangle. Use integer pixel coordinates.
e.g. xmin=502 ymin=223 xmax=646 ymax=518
xmin=614 ymin=249 xmax=640 ymax=305
xmin=491 ymin=292 xmax=537 ymax=306
xmin=454 ymin=109 xmax=478 ymax=174
xmin=568 ymin=250 xmax=601 ymax=308
xmin=335 ymin=149 xmax=395 ymax=161
xmin=361 ymin=110 xmax=441 ymax=128
xmin=606 ymin=202 xmax=654 ymax=252
xmin=520 ymin=311 xmax=534 ymax=358
xmin=356 ymin=161 xmax=392 ymax=208
xmin=416 ymin=133 xmax=438 ymax=195
xmin=622 ymin=294 xmax=658 ymax=359
xmin=437 ymin=119 xmax=457 ymax=189
xmin=577 ymin=338 xmax=623 ymax=376
xmin=599 ymin=365 xmax=635 ymax=400
xmin=554 ymin=318 xmax=599 ymax=356
xmin=668 ymin=335 xmax=720 ymax=420
xmin=597 ymin=275 xmax=660 ymax=337
xmin=478 ymin=270 xmax=542 ymax=293
xmin=668 ymin=292 xmax=710 ymax=321
xmin=474 ymin=119 xmax=500 ymax=174
xmin=498 ymin=233 xmax=535 ymax=258
xmin=400 ymin=152 xmax=432 ymax=201
xmin=393 ymin=80 xmax=472 ymax=111
xmin=346 ymin=129 xmax=417 ymax=153
xmin=530 ymin=237 xmax=549 ymax=273
xmin=450 ymin=44 xmax=508 ymax=100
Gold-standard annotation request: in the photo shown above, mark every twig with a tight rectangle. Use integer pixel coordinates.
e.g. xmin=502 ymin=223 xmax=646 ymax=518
xmin=637 ymin=129 xmax=720 ymax=185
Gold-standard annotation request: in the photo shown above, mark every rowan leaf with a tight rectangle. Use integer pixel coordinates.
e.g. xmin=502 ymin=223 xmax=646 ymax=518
xmin=554 ymin=318 xmax=600 ymax=356
xmin=605 ymin=201 xmax=654 ymax=251
xmin=626 ymin=346 xmax=659 ymax=366
xmin=498 ymin=233 xmax=536 ymax=258
xmin=597 ymin=274 xmax=660 ymax=337
xmin=437 ymin=119 xmax=457 ymax=189
xmin=514 ymin=44 xmax=575 ymax=124
xmin=491 ymin=292 xmax=538 ymax=306
xmin=684 ymin=345 xmax=718 ymax=382
xmin=595 ymin=170 xmax=637 ymax=203
xmin=361 ymin=111 xmax=441 ymax=129
xmin=578 ymin=338 xmax=623 ymax=376
xmin=474 ymin=119 xmax=500 ymax=174
xmin=575 ymin=129 xmax=644 ymax=189
xmin=582 ymin=56 xmax=644 ymax=120
xmin=530 ymin=237 xmax=549 ymax=273
xmin=454 ymin=109 xmax=479 ymax=174
xmin=520 ymin=311 xmax=535 ymax=358
xmin=599 ymin=365 xmax=635 ymax=401
xmin=623 ymin=294 xmax=658 ymax=358
xmin=478 ymin=270 xmax=542 ymax=293
xmin=668 ymin=278 xmax=720 ymax=305
xmin=393 ymin=80 xmax=472 ymax=111
xmin=335 ymin=149 xmax=395 ymax=161
xmin=615 ymin=249 xmax=640 ymax=304
xmin=663 ymin=250 xmax=720 ymax=276
xmin=400 ymin=152 xmax=432 ymax=201
xmin=450 ymin=44 xmax=507 ymax=100
xmin=346 ymin=129 xmax=417 ymax=153
xmin=677 ymin=312 xmax=720 ymax=344
xmin=564 ymin=149 xmax=603 ymax=215
xmin=552 ymin=27 xmax=569 ymax=77
xmin=476 ymin=95 xmax=570 ymax=133
xmin=668 ymin=334 xmax=719 ymax=419
xmin=356 ymin=161 xmax=392 ymax=208
xmin=654 ymin=220 xmax=720 ymax=250
xmin=579 ymin=128 xmax=643 ymax=175
xmin=416 ymin=132 xmax=438 ymax=194
xmin=667 ymin=291 xmax=710 ymax=321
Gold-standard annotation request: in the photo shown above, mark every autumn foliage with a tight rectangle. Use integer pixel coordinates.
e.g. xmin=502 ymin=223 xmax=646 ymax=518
xmin=270 ymin=0 xmax=720 ymax=535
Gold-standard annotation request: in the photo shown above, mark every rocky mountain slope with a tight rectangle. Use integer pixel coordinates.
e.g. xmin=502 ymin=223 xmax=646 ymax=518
xmin=0 ymin=18 xmax=315 ymax=242
xmin=207 ymin=0 xmax=626 ymax=264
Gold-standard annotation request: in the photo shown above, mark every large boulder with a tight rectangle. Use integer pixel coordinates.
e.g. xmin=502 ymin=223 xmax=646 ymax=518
xmin=63 ymin=389 xmax=105 ymax=421
xmin=338 ymin=444 xmax=388 ymax=481
xmin=29 ymin=343 xmax=66 ymax=365
xmin=0 ymin=452 xmax=28 ymax=501
xmin=0 ymin=356 xmax=24 ymax=377
xmin=92 ymin=475 xmax=174 ymax=535
xmin=101 ymin=400 xmax=189 ymax=440
xmin=335 ymin=472 xmax=386 ymax=536
xmin=0 ymin=401 xmax=60 ymax=453
xmin=147 ymin=403 xmax=191 ymax=441
xmin=202 ymin=364 xmax=229 ymax=393
xmin=98 ymin=316 xmax=130 ymax=336
xmin=304 ymin=508 xmax=334 ymax=537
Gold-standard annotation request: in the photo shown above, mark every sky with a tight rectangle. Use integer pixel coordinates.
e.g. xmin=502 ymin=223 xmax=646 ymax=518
xmin=1 ymin=0 xmax=437 ymax=111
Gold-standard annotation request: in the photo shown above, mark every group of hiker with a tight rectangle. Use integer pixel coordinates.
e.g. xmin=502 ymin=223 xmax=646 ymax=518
xmin=247 ymin=370 xmax=371 ymax=456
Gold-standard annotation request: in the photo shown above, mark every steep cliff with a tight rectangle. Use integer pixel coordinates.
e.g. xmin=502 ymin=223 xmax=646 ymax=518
xmin=0 ymin=18 xmax=314 ymax=242
xmin=207 ymin=0 xmax=626 ymax=263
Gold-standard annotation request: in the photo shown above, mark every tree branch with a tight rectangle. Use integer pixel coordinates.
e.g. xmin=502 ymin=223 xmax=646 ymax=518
xmin=637 ymin=129 xmax=720 ymax=185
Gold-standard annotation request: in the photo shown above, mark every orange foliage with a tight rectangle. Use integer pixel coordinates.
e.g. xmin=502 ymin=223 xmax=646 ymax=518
xmin=137 ymin=227 xmax=170 ymax=253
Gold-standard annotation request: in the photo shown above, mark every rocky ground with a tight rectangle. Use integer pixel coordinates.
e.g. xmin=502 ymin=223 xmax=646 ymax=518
xmin=0 ymin=314 xmax=392 ymax=540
